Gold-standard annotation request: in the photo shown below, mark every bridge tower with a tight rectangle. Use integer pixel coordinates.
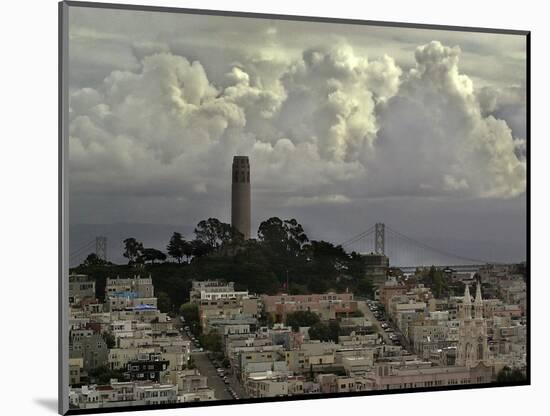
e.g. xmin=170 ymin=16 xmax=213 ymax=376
xmin=95 ymin=236 xmax=107 ymax=261
xmin=375 ymin=223 xmax=385 ymax=255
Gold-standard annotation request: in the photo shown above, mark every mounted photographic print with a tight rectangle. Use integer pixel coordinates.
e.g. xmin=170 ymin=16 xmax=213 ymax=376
xmin=59 ymin=1 xmax=530 ymax=414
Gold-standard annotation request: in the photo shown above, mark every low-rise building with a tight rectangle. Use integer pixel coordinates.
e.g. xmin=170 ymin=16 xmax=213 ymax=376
xmin=69 ymin=332 xmax=109 ymax=371
xmin=262 ymin=292 xmax=357 ymax=322
xmin=69 ymin=274 xmax=96 ymax=307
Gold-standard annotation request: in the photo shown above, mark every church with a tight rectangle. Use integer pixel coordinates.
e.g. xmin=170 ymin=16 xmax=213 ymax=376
xmin=456 ymin=281 xmax=490 ymax=368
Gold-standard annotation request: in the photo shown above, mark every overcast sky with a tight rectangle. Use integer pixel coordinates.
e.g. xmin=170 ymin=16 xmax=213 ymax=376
xmin=67 ymin=6 xmax=527 ymax=264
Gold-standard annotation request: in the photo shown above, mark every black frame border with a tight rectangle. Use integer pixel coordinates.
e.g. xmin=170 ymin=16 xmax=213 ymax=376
xmin=59 ymin=1 xmax=531 ymax=415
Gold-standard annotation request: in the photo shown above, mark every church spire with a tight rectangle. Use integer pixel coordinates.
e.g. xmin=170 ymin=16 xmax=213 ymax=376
xmin=475 ymin=280 xmax=484 ymax=319
xmin=463 ymin=284 xmax=471 ymax=320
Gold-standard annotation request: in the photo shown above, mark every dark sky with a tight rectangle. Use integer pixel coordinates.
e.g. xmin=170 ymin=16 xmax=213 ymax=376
xmin=67 ymin=6 xmax=527 ymax=265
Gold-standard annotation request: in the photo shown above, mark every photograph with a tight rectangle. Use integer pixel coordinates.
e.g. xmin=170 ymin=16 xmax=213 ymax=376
xmin=60 ymin=1 xmax=529 ymax=413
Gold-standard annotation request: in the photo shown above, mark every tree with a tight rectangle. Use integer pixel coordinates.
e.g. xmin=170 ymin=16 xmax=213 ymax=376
xmin=194 ymin=218 xmax=241 ymax=250
xmin=191 ymin=239 xmax=212 ymax=259
xmin=199 ymin=331 xmax=222 ymax=353
xmin=180 ymin=303 xmax=199 ymax=324
xmin=425 ymin=265 xmax=448 ymax=298
xmin=87 ymin=365 xmax=126 ymax=385
xmin=140 ymin=248 xmax=167 ymax=264
xmin=82 ymin=253 xmax=107 ymax=267
xmin=356 ymin=278 xmax=375 ymax=298
xmin=156 ymin=291 xmax=172 ymax=313
xmin=496 ymin=366 xmax=526 ymax=383
xmin=187 ymin=356 xmax=196 ymax=369
xmin=285 ymin=311 xmax=321 ymax=331
xmin=102 ymin=332 xmax=116 ymax=349
xmin=123 ymin=238 xmax=143 ymax=264
xmin=348 ymin=310 xmax=365 ymax=317
xmin=309 ymin=322 xmax=331 ymax=342
xmin=308 ymin=320 xmax=341 ymax=343
xmin=258 ymin=217 xmax=309 ymax=257
xmin=182 ymin=239 xmax=194 ymax=263
xmin=180 ymin=302 xmax=200 ymax=335
xmin=167 ymin=232 xmax=186 ymax=263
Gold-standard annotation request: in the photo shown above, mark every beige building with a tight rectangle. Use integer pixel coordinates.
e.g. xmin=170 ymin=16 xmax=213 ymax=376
xmin=69 ymin=358 xmax=84 ymax=386
xmin=106 ymin=276 xmax=154 ymax=298
xmin=69 ymin=274 xmax=96 ymax=306
xmin=371 ymin=362 xmax=492 ymax=390
xmin=245 ymin=372 xmax=289 ymax=398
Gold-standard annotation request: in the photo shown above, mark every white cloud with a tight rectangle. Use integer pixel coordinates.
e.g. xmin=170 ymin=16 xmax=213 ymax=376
xmin=371 ymin=41 xmax=526 ymax=199
xmin=68 ymin=40 xmax=526 ymax=214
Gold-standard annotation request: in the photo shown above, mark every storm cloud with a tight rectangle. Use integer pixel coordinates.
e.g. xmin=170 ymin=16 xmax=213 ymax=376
xmin=67 ymin=6 xmax=527 ymax=264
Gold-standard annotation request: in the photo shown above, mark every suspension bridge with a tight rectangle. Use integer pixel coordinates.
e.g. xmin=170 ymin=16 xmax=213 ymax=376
xmin=69 ymin=236 xmax=107 ymax=267
xmin=340 ymin=223 xmax=498 ymax=270
xmin=69 ymin=223 xmax=500 ymax=270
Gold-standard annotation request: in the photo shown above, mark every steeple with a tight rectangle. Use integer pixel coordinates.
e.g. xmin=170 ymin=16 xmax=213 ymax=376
xmin=474 ymin=280 xmax=484 ymax=320
xmin=457 ymin=282 xmax=488 ymax=368
xmin=463 ymin=284 xmax=471 ymax=320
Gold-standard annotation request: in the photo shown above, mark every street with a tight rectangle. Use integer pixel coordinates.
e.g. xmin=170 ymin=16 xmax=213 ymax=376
xmin=174 ymin=316 xmax=247 ymax=400
xmin=357 ymin=300 xmax=391 ymax=343
xmin=191 ymin=351 xmax=232 ymax=400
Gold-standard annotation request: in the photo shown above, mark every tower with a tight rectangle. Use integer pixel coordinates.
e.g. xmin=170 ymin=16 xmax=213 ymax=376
xmin=95 ymin=236 xmax=107 ymax=261
xmin=374 ymin=223 xmax=385 ymax=255
xmin=456 ymin=282 xmax=488 ymax=368
xmin=231 ymin=156 xmax=251 ymax=240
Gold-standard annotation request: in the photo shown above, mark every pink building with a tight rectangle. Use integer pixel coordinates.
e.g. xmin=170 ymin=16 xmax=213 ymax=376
xmin=261 ymin=292 xmax=357 ymax=322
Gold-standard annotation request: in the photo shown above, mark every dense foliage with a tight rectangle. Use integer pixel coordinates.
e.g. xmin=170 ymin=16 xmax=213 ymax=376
xmin=496 ymin=366 xmax=526 ymax=383
xmin=285 ymin=311 xmax=321 ymax=331
xmin=199 ymin=332 xmax=223 ymax=353
xmin=71 ymin=217 xmax=372 ymax=313
xmin=87 ymin=366 xmax=126 ymax=385
xmin=308 ymin=320 xmax=351 ymax=343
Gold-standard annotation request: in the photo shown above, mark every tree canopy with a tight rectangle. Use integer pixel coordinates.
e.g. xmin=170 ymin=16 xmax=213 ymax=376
xmin=285 ymin=311 xmax=321 ymax=331
xmin=123 ymin=237 xmax=143 ymax=264
xmin=496 ymin=366 xmax=526 ymax=383
xmin=140 ymin=248 xmax=167 ymax=264
xmin=167 ymin=232 xmax=187 ymax=263
xmin=73 ymin=216 xmax=374 ymax=316
xmin=194 ymin=218 xmax=243 ymax=250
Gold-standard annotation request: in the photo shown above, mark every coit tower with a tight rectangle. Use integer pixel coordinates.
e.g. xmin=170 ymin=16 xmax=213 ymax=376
xmin=231 ymin=156 xmax=251 ymax=239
